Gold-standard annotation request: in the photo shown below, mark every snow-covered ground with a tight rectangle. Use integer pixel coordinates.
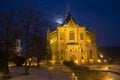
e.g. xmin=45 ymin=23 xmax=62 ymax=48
xmin=8 ymin=64 xmax=120 ymax=80
xmin=102 ymin=72 xmax=120 ymax=80
xmin=9 ymin=66 xmax=72 ymax=80
xmin=85 ymin=64 xmax=120 ymax=80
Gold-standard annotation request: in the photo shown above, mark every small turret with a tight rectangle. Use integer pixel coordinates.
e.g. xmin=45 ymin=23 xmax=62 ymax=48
xmin=47 ymin=27 xmax=51 ymax=40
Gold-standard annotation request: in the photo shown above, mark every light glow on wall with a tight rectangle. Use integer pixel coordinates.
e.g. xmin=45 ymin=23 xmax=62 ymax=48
xmin=50 ymin=37 xmax=57 ymax=44
xmin=87 ymin=39 xmax=91 ymax=43
xmin=74 ymin=60 xmax=78 ymax=64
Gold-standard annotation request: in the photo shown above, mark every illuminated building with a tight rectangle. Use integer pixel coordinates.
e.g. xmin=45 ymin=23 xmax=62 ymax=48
xmin=47 ymin=12 xmax=98 ymax=64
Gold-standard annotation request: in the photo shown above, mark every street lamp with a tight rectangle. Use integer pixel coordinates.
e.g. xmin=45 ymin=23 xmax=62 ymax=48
xmin=100 ymin=54 xmax=103 ymax=58
xmin=74 ymin=60 xmax=78 ymax=64
xmin=97 ymin=59 xmax=101 ymax=63
xmin=104 ymin=59 xmax=107 ymax=63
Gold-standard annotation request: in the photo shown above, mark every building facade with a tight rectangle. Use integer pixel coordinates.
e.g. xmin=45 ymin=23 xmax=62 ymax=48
xmin=47 ymin=12 xmax=98 ymax=64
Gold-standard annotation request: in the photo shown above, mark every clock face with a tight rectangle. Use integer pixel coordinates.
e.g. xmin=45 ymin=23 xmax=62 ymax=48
xmin=50 ymin=37 xmax=57 ymax=44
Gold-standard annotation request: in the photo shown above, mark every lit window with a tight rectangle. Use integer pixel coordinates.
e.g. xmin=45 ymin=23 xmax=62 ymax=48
xmin=69 ymin=31 xmax=74 ymax=40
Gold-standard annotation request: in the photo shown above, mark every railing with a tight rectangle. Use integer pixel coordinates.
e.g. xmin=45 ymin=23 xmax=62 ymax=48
xmin=85 ymin=64 xmax=120 ymax=74
xmin=108 ymin=65 xmax=120 ymax=73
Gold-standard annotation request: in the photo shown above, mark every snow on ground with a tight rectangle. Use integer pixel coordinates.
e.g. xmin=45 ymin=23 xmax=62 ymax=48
xmin=8 ymin=65 xmax=120 ymax=80
xmin=9 ymin=67 xmax=72 ymax=80
xmin=102 ymin=72 xmax=120 ymax=80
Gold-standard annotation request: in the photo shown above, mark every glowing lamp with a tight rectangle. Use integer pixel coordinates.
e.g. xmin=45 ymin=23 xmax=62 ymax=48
xmin=100 ymin=54 xmax=103 ymax=58
xmin=74 ymin=60 xmax=78 ymax=64
xmin=104 ymin=59 xmax=107 ymax=62
xmin=97 ymin=59 xmax=101 ymax=63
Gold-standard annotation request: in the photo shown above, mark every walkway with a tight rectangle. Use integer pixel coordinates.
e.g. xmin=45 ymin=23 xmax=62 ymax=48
xmin=9 ymin=65 xmax=73 ymax=80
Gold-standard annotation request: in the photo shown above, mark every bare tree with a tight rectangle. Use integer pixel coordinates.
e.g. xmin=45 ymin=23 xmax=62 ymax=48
xmin=0 ymin=11 xmax=20 ymax=78
xmin=0 ymin=2 xmax=51 ymax=75
xmin=14 ymin=4 xmax=50 ymax=74
xmin=29 ymin=31 xmax=46 ymax=67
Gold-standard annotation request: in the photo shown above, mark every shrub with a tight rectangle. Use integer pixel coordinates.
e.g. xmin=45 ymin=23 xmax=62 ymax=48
xmin=11 ymin=56 xmax=25 ymax=66
xmin=63 ymin=61 xmax=105 ymax=80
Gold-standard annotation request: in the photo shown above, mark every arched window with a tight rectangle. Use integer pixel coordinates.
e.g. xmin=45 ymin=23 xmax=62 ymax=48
xmin=80 ymin=33 xmax=84 ymax=40
xmin=69 ymin=31 xmax=74 ymax=40
xmin=90 ymin=50 xmax=92 ymax=59
xmin=61 ymin=49 xmax=63 ymax=53
xmin=60 ymin=33 xmax=64 ymax=40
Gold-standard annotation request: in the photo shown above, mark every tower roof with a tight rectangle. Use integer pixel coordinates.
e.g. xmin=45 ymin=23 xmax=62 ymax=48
xmin=61 ymin=12 xmax=77 ymax=26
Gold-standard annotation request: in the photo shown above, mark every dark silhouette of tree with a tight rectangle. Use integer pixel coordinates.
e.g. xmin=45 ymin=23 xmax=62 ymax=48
xmin=29 ymin=31 xmax=46 ymax=67
xmin=0 ymin=11 xmax=20 ymax=79
xmin=0 ymin=2 xmax=51 ymax=75
xmin=14 ymin=4 xmax=50 ymax=73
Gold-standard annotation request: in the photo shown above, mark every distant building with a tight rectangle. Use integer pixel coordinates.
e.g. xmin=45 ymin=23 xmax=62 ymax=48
xmin=47 ymin=12 xmax=98 ymax=64
xmin=13 ymin=39 xmax=21 ymax=56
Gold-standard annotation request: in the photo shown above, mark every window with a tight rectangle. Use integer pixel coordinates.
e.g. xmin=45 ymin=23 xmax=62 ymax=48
xmin=60 ymin=34 xmax=64 ymax=40
xmin=69 ymin=31 xmax=74 ymax=40
xmin=61 ymin=49 xmax=63 ymax=53
xmin=90 ymin=50 xmax=92 ymax=59
xmin=80 ymin=33 xmax=83 ymax=40
xmin=81 ymin=49 xmax=83 ymax=52
xmin=61 ymin=56 xmax=63 ymax=60
xmin=81 ymin=56 xmax=84 ymax=59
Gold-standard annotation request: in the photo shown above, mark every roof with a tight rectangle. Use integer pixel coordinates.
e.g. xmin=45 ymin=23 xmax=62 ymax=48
xmin=61 ymin=12 xmax=77 ymax=26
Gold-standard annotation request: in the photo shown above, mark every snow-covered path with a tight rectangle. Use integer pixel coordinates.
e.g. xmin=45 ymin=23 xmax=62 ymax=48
xmin=9 ymin=67 xmax=72 ymax=80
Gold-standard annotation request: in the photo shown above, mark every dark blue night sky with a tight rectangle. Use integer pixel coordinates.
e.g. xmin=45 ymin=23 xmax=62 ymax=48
xmin=0 ymin=0 xmax=120 ymax=47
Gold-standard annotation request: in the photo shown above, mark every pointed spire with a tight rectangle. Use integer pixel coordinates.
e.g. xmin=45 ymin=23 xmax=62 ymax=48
xmin=66 ymin=3 xmax=70 ymax=14
xmin=61 ymin=3 xmax=72 ymax=26
xmin=60 ymin=3 xmax=78 ymax=26
xmin=66 ymin=2 xmax=71 ymax=19
xmin=61 ymin=11 xmax=77 ymax=26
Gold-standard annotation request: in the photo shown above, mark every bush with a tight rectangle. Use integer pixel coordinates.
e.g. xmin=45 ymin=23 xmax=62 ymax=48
xmin=63 ymin=61 xmax=105 ymax=80
xmin=11 ymin=56 xmax=25 ymax=66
